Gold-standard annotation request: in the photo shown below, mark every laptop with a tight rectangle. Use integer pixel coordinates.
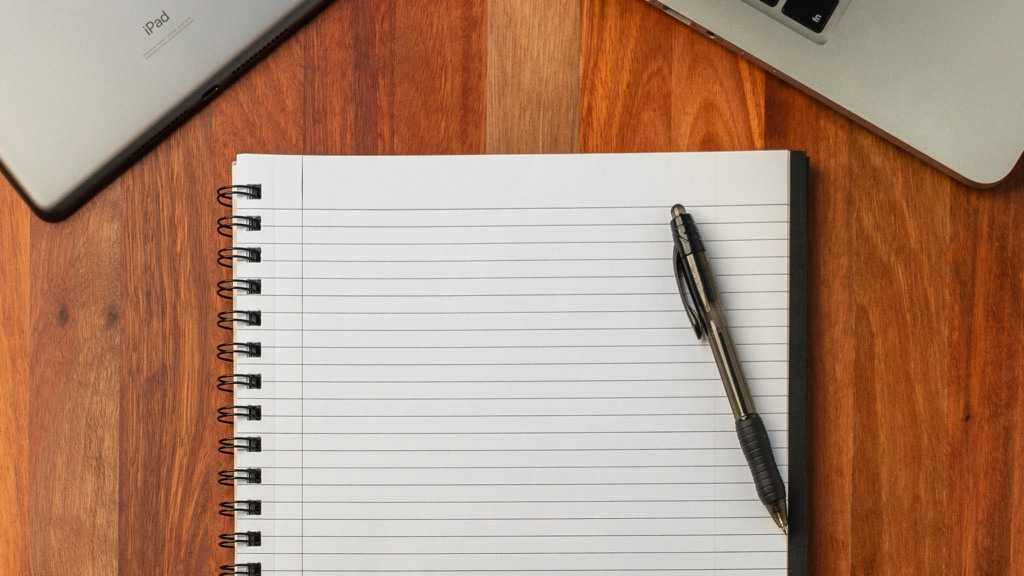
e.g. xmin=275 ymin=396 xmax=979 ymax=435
xmin=647 ymin=0 xmax=1024 ymax=187
xmin=0 ymin=0 xmax=332 ymax=221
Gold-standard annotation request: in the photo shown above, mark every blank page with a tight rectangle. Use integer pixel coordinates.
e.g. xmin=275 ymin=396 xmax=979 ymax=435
xmin=226 ymin=152 xmax=796 ymax=575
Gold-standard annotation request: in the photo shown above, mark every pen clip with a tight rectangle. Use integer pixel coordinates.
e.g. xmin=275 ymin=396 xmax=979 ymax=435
xmin=673 ymin=244 xmax=704 ymax=340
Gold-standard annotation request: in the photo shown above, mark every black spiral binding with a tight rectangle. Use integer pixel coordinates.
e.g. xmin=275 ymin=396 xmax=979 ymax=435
xmin=217 ymin=279 xmax=261 ymax=299
xmin=218 ymin=246 xmax=262 ymax=268
xmin=218 ymin=310 xmax=262 ymax=330
xmin=219 ymin=500 xmax=263 ymax=517
xmin=217 ymin=215 xmax=262 ymax=237
xmin=217 ymin=404 xmax=262 ymax=424
xmin=219 ymin=531 xmax=262 ymax=548
xmin=217 ymin=374 xmax=262 ymax=393
xmin=217 ymin=184 xmax=263 ymax=576
xmin=218 ymin=468 xmax=263 ymax=486
xmin=217 ymin=183 xmax=262 ymax=207
xmin=217 ymin=342 xmax=262 ymax=362
xmin=219 ymin=436 xmax=263 ymax=454
xmin=219 ymin=564 xmax=261 ymax=576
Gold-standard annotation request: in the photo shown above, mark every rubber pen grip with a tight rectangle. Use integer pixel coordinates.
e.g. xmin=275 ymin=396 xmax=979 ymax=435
xmin=735 ymin=414 xmax=787 ymax=505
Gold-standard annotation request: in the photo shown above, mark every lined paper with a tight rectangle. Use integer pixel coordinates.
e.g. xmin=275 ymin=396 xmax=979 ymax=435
xmin=228 ymin=152 xmax=793 ymax=575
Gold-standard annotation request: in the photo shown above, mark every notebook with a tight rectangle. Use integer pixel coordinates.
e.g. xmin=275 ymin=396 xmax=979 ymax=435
xmin=647 ymin=0 xmax=1024 ymax=187
xmin=215 ymin=151 xmax=809 ymax=576
xmin=0 ymin=0 xmax=331 ymax=221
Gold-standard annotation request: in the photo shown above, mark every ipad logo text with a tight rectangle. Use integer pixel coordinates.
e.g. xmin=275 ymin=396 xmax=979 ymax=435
xmin=143 ymin=10 xmax=170 ymax=36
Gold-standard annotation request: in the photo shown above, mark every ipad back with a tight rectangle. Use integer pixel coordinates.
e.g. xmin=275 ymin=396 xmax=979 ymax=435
xmin=0 ymin=0 xmax=331 ymax=220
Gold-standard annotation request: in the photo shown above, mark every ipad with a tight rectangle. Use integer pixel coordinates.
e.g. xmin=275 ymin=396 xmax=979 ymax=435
xmin=0 ymin=0 xmax=332 ymax=221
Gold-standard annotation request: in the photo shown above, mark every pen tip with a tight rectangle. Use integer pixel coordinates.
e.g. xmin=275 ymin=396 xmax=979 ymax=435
xmin=671 ymin=204 xmax=687 ymax=218
xmin=767 ymin=499 xmax=790 ymax=536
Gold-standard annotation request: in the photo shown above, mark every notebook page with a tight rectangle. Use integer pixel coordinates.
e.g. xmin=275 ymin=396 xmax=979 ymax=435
xmin=229 ymin=152 xmax=792 ymax=575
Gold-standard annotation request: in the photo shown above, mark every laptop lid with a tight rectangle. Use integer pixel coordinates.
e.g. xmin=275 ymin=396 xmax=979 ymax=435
xmin=0 ymin=0 xmax=331 ymax=221
xmin=649 ymin=0 xmax=1024 ymax=187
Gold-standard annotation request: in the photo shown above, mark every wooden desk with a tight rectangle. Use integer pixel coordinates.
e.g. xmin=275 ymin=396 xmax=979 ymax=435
xmin=1 ymin=1 xmax=1021 ymax=574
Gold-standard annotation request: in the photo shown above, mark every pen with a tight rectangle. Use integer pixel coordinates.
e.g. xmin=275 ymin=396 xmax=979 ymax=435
xmin=669 ymin=204 xmax=789 ymax=534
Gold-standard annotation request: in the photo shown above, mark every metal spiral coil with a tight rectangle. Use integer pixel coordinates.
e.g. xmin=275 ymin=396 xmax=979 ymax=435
xmin=218 ymin=215 xmax=262 ymax=237
xmin=217 ymin=279 xmax=262 ymax=299
xmin=219 ymin=500 xmax=262 ymax=517
xmin=219 ymin=437 xmax=262 ymax=455
xmin=216 ymin=184 xmax=262 ymax=207
xmin=217 ymin=342 xmax=261 ymax=362
xmin=217 ymin=310 xmax=262 ymax=330
xmin=218 ymin=531 xmax=262 ymax=548
xmin=217 ymin=373 xmax=262 ymax=393
xmin=217 ymin=405 xmax=262 ymax=424
xmin=218 ymin=468 xmax=262 ymax=486
xmin=218 ymin=247 xmax=261 ymax=268
xmin=218 ymin=562 xmax=261 ymax=576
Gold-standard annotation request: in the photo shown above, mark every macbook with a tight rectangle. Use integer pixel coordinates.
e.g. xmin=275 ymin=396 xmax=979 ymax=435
xmin=0 ymin=0 xmax=332 ymax=221
xmin=647 ymin=0 xmax=1024 ymax=187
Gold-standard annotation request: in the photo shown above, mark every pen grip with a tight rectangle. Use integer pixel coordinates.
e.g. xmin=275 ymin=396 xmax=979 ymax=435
xmin=736 ymin=414 xmax=787 ymax=505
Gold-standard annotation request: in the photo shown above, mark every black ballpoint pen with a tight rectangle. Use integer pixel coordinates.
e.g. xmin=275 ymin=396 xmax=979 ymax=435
xmin=669 ymin=204 xmax=789 ymax=534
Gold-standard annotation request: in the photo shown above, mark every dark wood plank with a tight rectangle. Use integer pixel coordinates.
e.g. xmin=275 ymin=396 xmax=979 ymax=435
xmin=304 ymin=0 xmax=400 ymax=155
xmin=117 ymin=116 xmax=220 ymax=576
xmin=392 ymin=1 xmax=487 ymax=155
xmin=842 ymin=138 xmax=953 ymax=576
xmin=946 ymin=171 xmax=1024 ymax=576
xmin=303 ymin=1 xmax=486 ymax=157
xmin=0 ymin=178 xmax=31 ymax=576
xmin=29 ymin=182 xmax=121 ymax=575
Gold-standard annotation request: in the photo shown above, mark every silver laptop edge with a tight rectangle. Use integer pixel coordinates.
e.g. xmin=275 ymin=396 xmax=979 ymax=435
xmin=649 ymin=0 xmax=1024 ymax=188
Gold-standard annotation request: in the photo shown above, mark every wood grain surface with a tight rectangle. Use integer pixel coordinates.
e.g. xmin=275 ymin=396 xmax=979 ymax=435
xmin=1 ymin=1 xmax=1022 ymax=574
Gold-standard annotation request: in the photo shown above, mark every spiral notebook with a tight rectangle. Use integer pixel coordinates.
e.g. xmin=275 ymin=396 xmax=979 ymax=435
xmin=216 ymin=151 xmax=808 ymax=576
